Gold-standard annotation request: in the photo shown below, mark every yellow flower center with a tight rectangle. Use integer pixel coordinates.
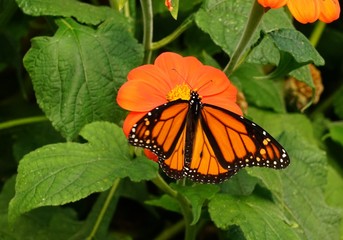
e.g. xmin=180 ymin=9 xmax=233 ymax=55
xmin=166 ymin=83 xmax=191 ymax=101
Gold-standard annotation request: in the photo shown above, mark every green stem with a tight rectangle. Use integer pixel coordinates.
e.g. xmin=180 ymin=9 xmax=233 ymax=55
xmin=152 ymin=175 xmax=196 ymax=240
xmin=151 ymin=15 xmax=194 ymax=50
xmin=0 ymin=116 xmax=48 ymax=130
xmin=223 ymin=1 xmax=265 ymax=76
xmin=309 ymin=21 xmax=326 ymax=47
xmin=123 ymin=0 xmax=130 ymax=18
xmin=155 ymin=219 xmax=185 ymax=240
xmin=152 ymin=174 xmax=177 ymax=198
xmin=86 ymin=179 xmax=121 ymax=240
xmin=310 ymin=84 xmax=343 ymax=119
xmin=109 ymin=0 xmax=130 ymax=14
xmin=177 ymin=192 xmax=196 ymax=240
xmin=140 ymin=0 xmax=153 ymax=63
xmin=108 ymin=0 xmax=115 ymax=8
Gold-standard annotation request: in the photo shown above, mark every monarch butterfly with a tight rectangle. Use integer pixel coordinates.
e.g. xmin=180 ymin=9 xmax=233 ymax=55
xmin=129 ymin=90 xmax=290 ymax=183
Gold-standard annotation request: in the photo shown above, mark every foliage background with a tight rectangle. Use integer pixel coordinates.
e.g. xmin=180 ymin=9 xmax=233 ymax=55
xmin=0 ymin=0 xmax=343 ymax=239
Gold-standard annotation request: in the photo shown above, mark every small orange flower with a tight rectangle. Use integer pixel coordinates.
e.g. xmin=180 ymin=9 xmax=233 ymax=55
xmin=117 ymin=52 xmax=242 ymax=137
xmin=258 ymin=0 xmax=340 ymax=23
xmin=165 ymin=0 xmax=173 ymax=11
xmin=144 ymin=149 xmax=158 ymax=162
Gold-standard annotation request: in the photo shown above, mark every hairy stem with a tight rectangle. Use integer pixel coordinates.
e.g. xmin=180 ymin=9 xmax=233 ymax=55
xmin=152 ymin=15 xmax=194 ymax=50
xmin=140 ymin=0 xmax=153 ymax=63
xmin=223 ymin=1 xmax=265 ymax=76
xmin=155 ymin=219 xmax=185 ymax=240
xmin=309 ymin=21 xmax=326 ymax=47
xmin=86 ymin=179 xmax=121 ymax=240
xmin=152 ymin=175 xmax=196 ymax=240
xmin=0 ymin=116 xmax=48 ymax=130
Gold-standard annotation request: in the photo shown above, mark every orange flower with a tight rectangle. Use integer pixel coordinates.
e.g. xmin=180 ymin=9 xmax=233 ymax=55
xmin=318 ymin=0 xmax=341 ymax=22
xmin=258 ymin=0 xmax=340 ymax=23
xmin=258 ymin=0 xmax=288 ymax=8
xmin=116 ymin=52 xmax=242 ymax=138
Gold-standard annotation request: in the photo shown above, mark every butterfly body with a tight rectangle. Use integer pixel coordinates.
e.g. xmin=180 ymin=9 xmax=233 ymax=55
xmin=129 ymin=91 xmax=290 ymax=183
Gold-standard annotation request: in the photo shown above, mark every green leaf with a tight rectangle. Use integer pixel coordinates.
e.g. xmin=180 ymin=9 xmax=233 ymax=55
xmin=247 ymin=109 xmax=341 ymax=240
xmin=23 ymin=18 xmax=143 ymax=140
xmin=260 ymin=29 xmax=324 ymax=84
xmin=267 ymin=29 xmax=324 ymax=66
xmin=195 ymin=0 xmax=293 ymax=63
xmin=15 ymin=0 xmax=126 ymax=25
xmin=145 ymin=194 xmax=181 ymax=213
xmin=146 ymin=184 xmax=220 ymax=225
xmin=289 ymin=65 xmax=313 ymax=87
xmin=171 ymin=184 xmax=220 ymax=224
xmin=231 ymin=63 xmax=285 ymax=112
xmin=167 ymin=0 xmax=179 ymax=20
xmin=325 ymin=166 xmax=343 ymax=237
xmin=248 ymin=107 xmax=314 ymax=138
xmin=219 ymin=170 xmax=258 ymax=196
xmin=333 ymin=87 xmax=343 ymax=119
xmin=328 ymin=122 xmax=343 ymax=146
xmin=1 ymin=176 xmax=83 ymax=239
xmin=208 ymin=194 xmax=301 ymax=239
xmin=325 ymin=165 xmax=343 ymax=210
xmin=195 ymin=0 xmax=322 ymax=84
xmin=9 ymin=122 xmax=158 ymax=221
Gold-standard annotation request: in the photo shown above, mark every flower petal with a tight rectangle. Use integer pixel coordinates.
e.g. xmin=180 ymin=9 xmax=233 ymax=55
xmin=122 ymin=111 xmax=147 ymax=136
xmin=118 ymin=52 xmax=243 ymax=136
xmin=154 ymin=52 xmax=190 ymax=86
xmin=117 ymin=65 xmax=171 ymax=112
xmin=192 ymin=65 xmax=232 ymax=97
xmin=258 ymin=0 xmax=288 ymax=9
xmin=204 ymin=84 xmax=243 ymax=116
xmin=144 ymin=149 xmax=159 ymax=162
xmin=165 ymin=0 xmax=173 ymax=11
xmin=287 ymin=0 xmax=320 ymax=23
xmin=319 ymin=0 xmax=340 ymax=23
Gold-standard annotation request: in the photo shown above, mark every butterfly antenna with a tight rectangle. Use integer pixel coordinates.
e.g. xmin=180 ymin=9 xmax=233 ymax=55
xmin=170 ymin=68 xmax=214 ymax=93
xmin=197 ymin=79 xmax=214 ymax=92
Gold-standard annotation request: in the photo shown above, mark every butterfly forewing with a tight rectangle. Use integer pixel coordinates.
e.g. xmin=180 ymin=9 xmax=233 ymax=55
xmin=201 ymin=104 xmax=290 ymax=170
xmin=129 ymin=100 xmax=189 ymax=158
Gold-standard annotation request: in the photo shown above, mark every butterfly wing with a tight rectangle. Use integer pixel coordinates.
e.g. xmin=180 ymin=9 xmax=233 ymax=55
xmin=199 ymin=104 xmax=290 ymax=171
xmin=184 ymin=119 xmax=238 ymax=183
xmin=158 ymin=127 xmax=187 ymax=180
xmin=155 ymin=102 xmax=238 ymax=183
xmin=129 ymin=100 xmax=189 ymax=158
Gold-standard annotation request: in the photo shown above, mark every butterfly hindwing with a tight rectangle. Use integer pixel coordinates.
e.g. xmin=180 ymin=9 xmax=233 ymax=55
xmin=186 ymin=119 xmax=238 ymax=183
xmin=158 ymin=104 xmax=238 ymax=183
xmin=158 ymin=127 xmax=187 ymax=180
